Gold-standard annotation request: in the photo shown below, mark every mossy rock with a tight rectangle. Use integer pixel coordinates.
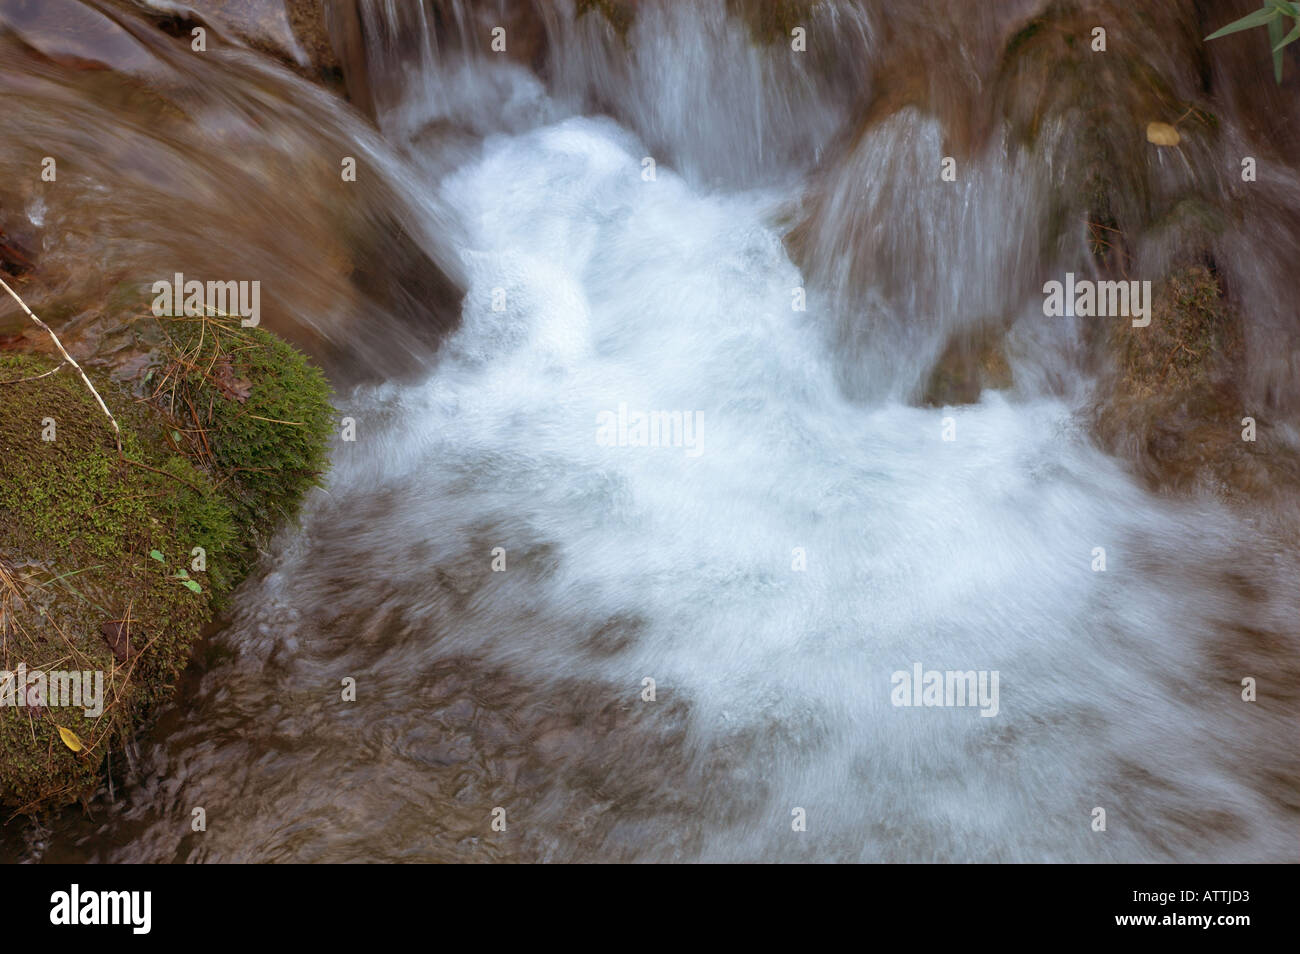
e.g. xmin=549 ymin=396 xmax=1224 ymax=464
xmin=0 ymin=352 xmax=230 ymax=810
xmin=145 ymin=314 xmax=334 ymax=586
xmin=0 ymin=315 xmax=333 ymax=811
xmin=1105 ymin=266 xmax=1237 ymax=400
xmin=1092 ymin=265 xmax=1298 ymax=495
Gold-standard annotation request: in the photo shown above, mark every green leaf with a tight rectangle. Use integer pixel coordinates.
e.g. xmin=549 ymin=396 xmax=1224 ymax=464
xmin=1268 ymin=15 xmax=1286 ymax=81
xmin=171 ymin=429 xmax=182 ymax=443
xmin=174 ymin=568 xmax=190 ymax=579
xmin=1273 ymin=18 xmax=1300 ymax=50
xmin=1205 ymin=6 xmax=1280 ymax=40
xmin=182 ymin=579 xmax=202 ymax=594
xmin=149 ymin=549 xmax=165 ymax=562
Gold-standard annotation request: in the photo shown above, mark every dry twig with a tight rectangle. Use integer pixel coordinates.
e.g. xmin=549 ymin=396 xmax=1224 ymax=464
xmin=0 ymin=275 xmax=122 ymax=455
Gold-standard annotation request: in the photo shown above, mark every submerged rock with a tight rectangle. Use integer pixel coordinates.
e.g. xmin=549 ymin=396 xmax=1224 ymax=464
xmin=921 ymin=326 xmax=1014 ymax=407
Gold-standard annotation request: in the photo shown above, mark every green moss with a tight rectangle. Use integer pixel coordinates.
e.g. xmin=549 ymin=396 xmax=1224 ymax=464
xmin=147 ymin=315 xmax=334 ymax=567
xmin=0 ymin=353 xmax=227 ymax=810
xmin=0 ymin=313 xmax=333 ymax=811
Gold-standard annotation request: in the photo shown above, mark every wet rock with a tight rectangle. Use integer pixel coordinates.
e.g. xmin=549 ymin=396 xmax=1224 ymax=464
xmin=323 ymin=0 xmax=372 ymax=115
xmin=0 ymin=0 xmax=156 ymax=74
xmin=574 ymin=0 xmax=638 ymax=42
xmin=1091 ymin=265 xmax=1299 ymax=497
xmin=727 ymin=0 xmax=813 ymax=46
xmin=0 ymin=0 xmax=469 ymax=381
xmin=0 ymin=226 xmax=36 ymax=279
xmin=329 ymin=0 xmax=551 ymax=120
xmin=921 ymin=326 xmax=1014 ymax=407
xmin=126 ymin=0 xmax=341 ymax=80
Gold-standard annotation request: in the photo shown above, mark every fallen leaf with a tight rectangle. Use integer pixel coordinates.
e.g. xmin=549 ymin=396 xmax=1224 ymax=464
xmin=1146 ymin=122 xmax=1181 ymax=147
xmin=100 ymin=619 xmax=132 ymax=663
xmin=212 ymin=355 xmax=252 ymax=403
xmin=24 ymin=683 xmax=45 ymax=720
xmin=56 ymin=726 xmax=83 ymax=752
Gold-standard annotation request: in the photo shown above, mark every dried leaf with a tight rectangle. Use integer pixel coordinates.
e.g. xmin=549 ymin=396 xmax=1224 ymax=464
xmin=25 ymin=683 xmax=44 ymax=720
xmin=56 ymin=725 xmax=83 ymax=752
xmin=100 ymin=619 xmax=132 ymax=663
xmin=212 ymin=355 xmax=252 ymax=403
xmin=1146 ymin=122 xmax=1181 ymax=147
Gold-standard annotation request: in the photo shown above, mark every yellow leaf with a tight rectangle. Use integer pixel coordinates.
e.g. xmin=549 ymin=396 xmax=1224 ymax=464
xmin=1146 ymin=122 xmax=1181 ymax=147
xmin=56 ymin=726 xmax=83 ymax=752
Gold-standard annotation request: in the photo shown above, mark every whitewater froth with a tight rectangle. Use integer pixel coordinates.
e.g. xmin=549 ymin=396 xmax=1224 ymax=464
xmin=256 ymin=115 xmax=1296 ymax=861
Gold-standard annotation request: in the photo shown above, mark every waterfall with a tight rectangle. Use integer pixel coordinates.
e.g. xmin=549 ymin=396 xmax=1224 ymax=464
xmin=3 ymin=0 xmax=1297 ymax=863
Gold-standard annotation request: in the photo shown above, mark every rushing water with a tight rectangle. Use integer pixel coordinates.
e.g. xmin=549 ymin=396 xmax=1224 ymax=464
xmin=4 ymin=0 xmax=1299 ymax=862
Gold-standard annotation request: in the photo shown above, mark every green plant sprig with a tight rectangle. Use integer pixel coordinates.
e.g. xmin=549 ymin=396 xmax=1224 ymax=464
xmin=1206 ymin=1 xmax=1300 ymax=83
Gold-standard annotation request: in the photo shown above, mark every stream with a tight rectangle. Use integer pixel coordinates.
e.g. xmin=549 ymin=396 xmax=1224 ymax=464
xmin=3 ymin=0 xmax=1298 ymax=863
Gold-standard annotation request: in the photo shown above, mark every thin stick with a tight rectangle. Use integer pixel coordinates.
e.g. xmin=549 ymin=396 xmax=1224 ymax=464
xmin=0 ymin=275 xmax=122 ymax=455
xmin=0 ymin=359 xmax=68 ymax=385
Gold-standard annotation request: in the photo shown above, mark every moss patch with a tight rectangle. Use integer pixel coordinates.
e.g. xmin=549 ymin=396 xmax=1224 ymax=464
xmin=0 ymin=353 xmax=227 ymax=811
xmin=0 ymin=314 xmax=332 ymax=812
xmin=145 ymin=314 xmax=334 ymax=588
xmin=1107 ymin=266 xmax=1235 ymax=400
